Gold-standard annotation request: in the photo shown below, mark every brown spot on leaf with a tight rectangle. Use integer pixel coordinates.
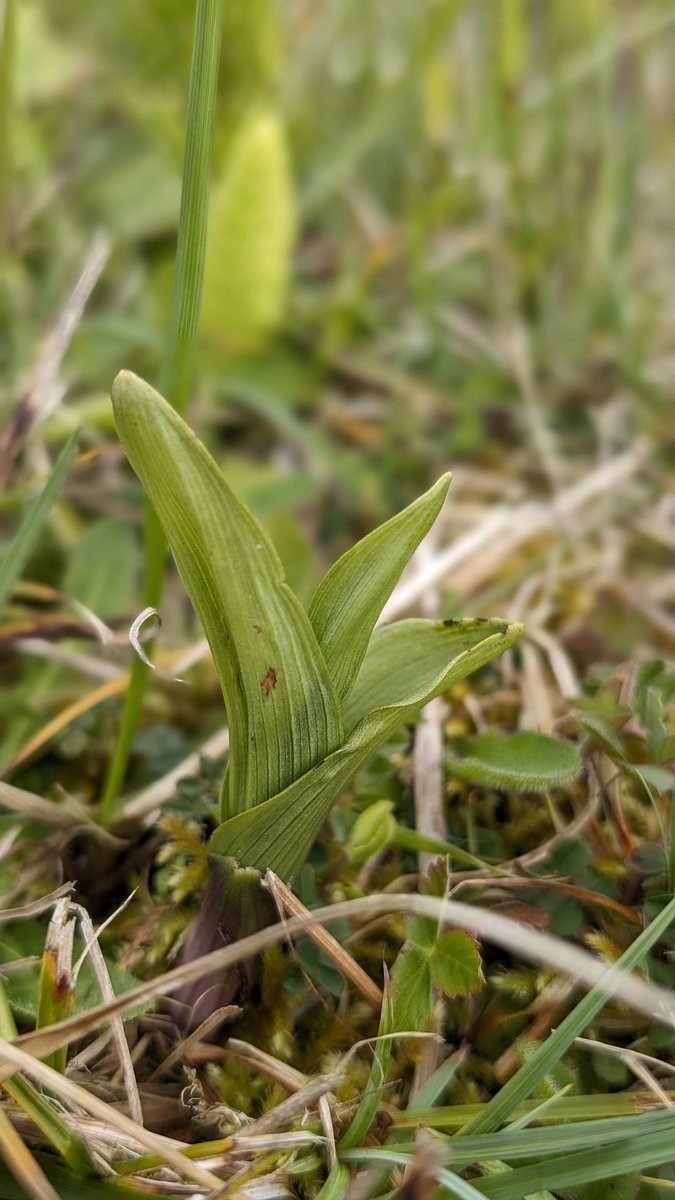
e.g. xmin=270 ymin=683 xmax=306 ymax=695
xmin=443 ymin=617 xmax=489 ymax=627
xmin=260 ymin=667 xmax=278 ymax=697
xmin=253 ymin=624 xmax=263 ymax=634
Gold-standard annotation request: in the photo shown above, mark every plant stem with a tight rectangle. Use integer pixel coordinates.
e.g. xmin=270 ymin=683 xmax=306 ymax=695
xmin=0 ymin=0 xmax=15 ymax=258
xmin=100 ymin=0 xmax=223 ymax=823
xmin=171 ymin=856 xmax=274 ymax=1029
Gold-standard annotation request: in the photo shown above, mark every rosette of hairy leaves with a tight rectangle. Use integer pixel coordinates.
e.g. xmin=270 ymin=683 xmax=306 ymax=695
xmin=113 ymin=371 xmax=523 ymax=880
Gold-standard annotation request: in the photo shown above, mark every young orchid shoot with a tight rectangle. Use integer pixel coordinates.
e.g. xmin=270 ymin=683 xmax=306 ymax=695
xmin=112 ymin=370 xmax=523 ymax=1018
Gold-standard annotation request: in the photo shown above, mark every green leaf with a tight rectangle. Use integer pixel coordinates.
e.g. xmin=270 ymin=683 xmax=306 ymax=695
xmin=445 ymin=732 xmax=582 ymax=792
xmin=112 ymin=371 xmax=343 ymax=819
xmin=308 ymin=474 xmax=452 ymax=703
xmin=200 ymin=109 xmax=296 ymax=351
xmin=0 ymin=983 xmax=93 ymax=1176
xmin=345 ymin=799 xmax=396 ymax=864
xmin=65 ymin=518 xmax=139 ymax=620
xmin=473 ymin=1141 xmax=659 ymax=1198
xmin=211 ymin=618 xmax=523 ymax=877
xmin=344 ymin=618 xmax=521 ymax=734
xmin=429 ymin=931 xmax=484 ymax=996
xmin=315 ymin=1163 xmax=350 ymax=1200
xmin=0 ymin=430 xmax=79 ymax=611
xmin=393 ymin=826 xmax=505 ymax=875
xmin=575 ymin=1174 xmax=640 ymax=1200
xmin=391 ymin=945 xmax=433 ymax=1032
xmin=409 ymin=914 xmax=438 ymax=952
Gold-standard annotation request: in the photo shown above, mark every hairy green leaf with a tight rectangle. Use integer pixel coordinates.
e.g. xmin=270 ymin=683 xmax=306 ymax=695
xmin=308 ymin=474 xmax=451 ymax=703
xmin=112 ymin=371 xmax=342 ymax=819
xmin=446 ymin=731 xmax=582 ymax=791
xmin=211 ymin=618 xmax=523 ymax=877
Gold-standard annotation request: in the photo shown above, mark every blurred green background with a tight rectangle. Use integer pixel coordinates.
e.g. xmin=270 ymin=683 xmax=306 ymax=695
xmin=5 ymin=0 xmax=673 ymax=480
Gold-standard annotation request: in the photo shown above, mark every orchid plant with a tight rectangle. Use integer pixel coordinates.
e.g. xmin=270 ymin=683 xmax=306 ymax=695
xmin=113 ymin=369 xmax=523 ymax=886
xmin=113 ymin=371 xmax=527 ymax=1020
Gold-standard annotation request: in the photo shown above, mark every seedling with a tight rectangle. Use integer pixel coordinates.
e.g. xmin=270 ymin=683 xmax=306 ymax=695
xmin=112 ymin=369 xmax=523 ymax=884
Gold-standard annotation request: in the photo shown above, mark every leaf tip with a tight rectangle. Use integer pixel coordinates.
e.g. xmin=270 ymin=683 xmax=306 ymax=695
xmin=111 ymin=370 xmax=154 ymax=418
xmin=112 ymin=367 xmax=137 ymax=397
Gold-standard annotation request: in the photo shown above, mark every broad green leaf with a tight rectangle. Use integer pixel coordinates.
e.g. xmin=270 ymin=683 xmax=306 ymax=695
xmin=391 ymin=945 xmax=433 ymax=1032
xmin=446 ymin=731 xmax=582 ymax=791
xmin=211 ymin=618 xmax=523 ymax=877
xmin=0 ymin=430 xmax=79 ymax=610
xmin=308 ymin=474 xmax=452 ymax=703
xmin=409 ymin=913 xmax=438 ymax=952
xmin=429 ymin=931 xmax=484 ymax=996
xmin=344 ymin=618 xmax=519 ymax=734
xmin=200 ymin=109 xmax=296 ymax=351
xmin=112 ymin=371 xmax=342 ymax=819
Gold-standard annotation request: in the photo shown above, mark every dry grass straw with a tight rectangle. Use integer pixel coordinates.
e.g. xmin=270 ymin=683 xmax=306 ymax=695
xmin=263 ymin=871 xmax=383 ymax=1011
xmin=4 ymin=891 xmax=674 ymax=1084
xmin=0 ymin=1035 xmax=225 ymax=1189
xmin=379 ymin=442 xmax=646 ymax=621
xmin=0 ymin=1104 xmax=61 ymax=1200
xmin=0 ymin=233 xmax=109 ymax=486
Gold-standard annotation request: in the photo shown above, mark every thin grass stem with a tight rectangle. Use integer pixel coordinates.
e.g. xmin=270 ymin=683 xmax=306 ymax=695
xmin=0 ymin=0 xmax=15 ymax=258
xmin=100 ymin=0 xmax=223 ymax=823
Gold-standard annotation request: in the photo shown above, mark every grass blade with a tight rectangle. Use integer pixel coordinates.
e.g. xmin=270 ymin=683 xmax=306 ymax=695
xmin=391 ymin=1110 xmax=675 ymax=1168
xmin=458 ymin=892 xmax=675 ymax=1136
xmin=315 ymin=1162 xmax=350 ymax=1199
xmin=338 ymin=1148 xmax=489 ymax=1200
xmin=35 ymin=899 xmax=76 ymax=1074
xmin=0 ymin=1108 xmax=60 ymax=1200
xmin=100 ymin=0 xmax=223 ymax=819
xmin=339 ymin=976 xmax=394 ymax=1149
xmin=0 ymin=983 xmax=93 ymax=1176
xmin=471 ymin=1125 xmax=675 ymax=1197
xmin=0 ymin=430 xmax=79 ymax=610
